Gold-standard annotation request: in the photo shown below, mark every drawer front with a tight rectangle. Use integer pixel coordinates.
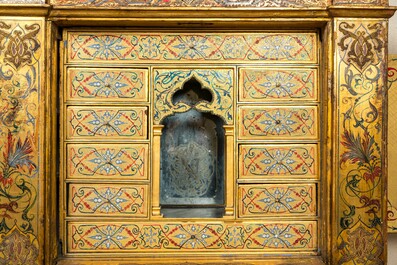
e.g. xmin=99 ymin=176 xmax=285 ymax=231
xmin=238 ymin=106 xmax=318 ymax=140
xmin=67 ymin=143 xmax=148 ymax=180
xmin=239 ymin=68 xmax=318 ymax=102
xmin=66 ymin=106 xmax=148 ymax=139
xmin=67 ymin=221 xmax=317 ymax=252
xmin=239 ymin=144 xmax=318 ymax=179
xmin=67 ymin=68 xmax=148 ymax=102
xmin=68 ymin=183 xmax=148 ymax=217
xmin=238 ymin=184 xmax=316 ymax=217
xmin=67 ymin=32 xmax=317 ymax=64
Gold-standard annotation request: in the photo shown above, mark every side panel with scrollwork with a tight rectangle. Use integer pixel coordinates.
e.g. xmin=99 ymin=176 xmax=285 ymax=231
xmin=0 ymin=18 xmax=44 ymax=264
xmin=334 ymin=19 xmax=387 ymax=264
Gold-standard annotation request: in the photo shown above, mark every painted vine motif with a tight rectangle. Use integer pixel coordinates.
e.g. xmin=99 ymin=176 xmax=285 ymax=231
xmin=387 ymin=55 xmax=397 ymax=232
xmin=0 ymin=19 xmax=43 ymax=264
xmin=69 ymin=221 xmax=316 ymax=252
xmin=335 ymin=20 xmax=386 ymax=264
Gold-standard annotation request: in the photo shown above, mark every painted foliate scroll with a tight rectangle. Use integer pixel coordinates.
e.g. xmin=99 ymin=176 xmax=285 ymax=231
xmin=0 ymin=18 xmax=44 ymax=264
xmin=335 ymin=19 xmax=387 ymax=264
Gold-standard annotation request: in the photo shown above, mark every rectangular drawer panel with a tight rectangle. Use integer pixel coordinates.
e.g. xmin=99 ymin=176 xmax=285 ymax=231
xmin=238 ymin=106 xmax=318 ymax=140
xmin=238 ymin=184 xmax=316 ymax=217
xmin=67 ymin=221 xmax=317 ymax=252
xmin=66 ymin=106 xmax=147 ymax=139
xmin=67 ymin=143 xmax=148 ymax=180
xmin=67 ymin=32 xmax=317 ymax=64
xmin=68 ymin=183 xmax=148 ymax=217
xmin=239 ymin=68 xmax=318 ymax=102
xmin=239 ymin=144 xmax=318 ymax=179
xmin=67 ymin=68 xmax=148 ymax=102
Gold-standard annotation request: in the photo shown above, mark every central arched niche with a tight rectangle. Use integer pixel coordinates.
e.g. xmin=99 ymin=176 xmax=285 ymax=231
xmin=160 ymin=78 xmax=225 ymax=218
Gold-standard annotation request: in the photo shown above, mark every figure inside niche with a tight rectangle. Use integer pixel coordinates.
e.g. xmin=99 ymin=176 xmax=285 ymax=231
xmin=160 ymin=78 xmax=225 ymax=217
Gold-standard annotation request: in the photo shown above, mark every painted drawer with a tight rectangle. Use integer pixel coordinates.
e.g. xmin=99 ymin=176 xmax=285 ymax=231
xmin=67 ymin=32 xmax=317 ymax=64
xmin=67 ymin=221 xmax=317 ymax=252
xmin=66 ymin=143 xmax=148 ymax=180
xmin=66 ymin=106 xmax=148 ymax=139
xmin=66 ymin=68 xmax=148 ymax=102
xmin=239 ymin=67 xmax=318 ymax=102
xmin=68 ymin=183 xmax=148 ymax=217
xmin=238 ymin=184 xmax=316 ymax=218
xmin=239 ymin=144 xmax=318 ymax=179
xmin=238 ymin=106 xmax=318 ymax=140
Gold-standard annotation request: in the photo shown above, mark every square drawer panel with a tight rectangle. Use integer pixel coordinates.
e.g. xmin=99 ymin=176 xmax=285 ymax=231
xmin=67 ymin=68 xmax=148 ymax=102
xmin=238 ymin=184 xmax=316 ymax=218
xmin=238 ymin=67 xmax=318 ymax=102
xmin=67 ymin=221 xmax=317 ymax=252
xmin=66 ymin=106 xmax=148 ymax=139
xmin=66 ymin=143 xmax=148 ymax=180
xmin=68 ymin=183 xmax=148 ymax=217
xmin=239 ymin=144 xmax=318 ymax=179
xmin=238 ymin=106 xmax=318 ymax=140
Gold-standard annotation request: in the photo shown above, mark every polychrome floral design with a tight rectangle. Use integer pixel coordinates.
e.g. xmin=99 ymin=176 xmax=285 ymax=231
xmin=67 ymin=107 xmax=147 ymax=139
xmin=70 ymin=184 xmax=147 ymax=216
xmin=239 ymin=185 xmax=316 ymax=217
xmin=239 ymin=145 xmax=317 ymax=179
xmin=68 ymin=33 xmax=317 ymax=64
xmin=336 ymin=20 xmax=386 ymax=264
xmin=0 ymin=19 xmax=42 ymax=264
xmin=68 ymin=144 xmax=147 ymax=179
xmin=69 ymin=222 xmax=315 ymax=252
xmin=239 ymin=106 xmax=317 ymax=139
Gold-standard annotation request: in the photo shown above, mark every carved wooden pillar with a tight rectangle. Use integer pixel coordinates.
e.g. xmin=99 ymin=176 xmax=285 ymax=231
xmin=224 ymin=125 xmax=234 ymax=217
xmin=332 ymin=16 xmax=388 ymax=264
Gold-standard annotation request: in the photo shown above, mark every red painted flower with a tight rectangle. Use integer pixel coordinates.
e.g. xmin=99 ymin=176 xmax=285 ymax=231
xmin=363 ymin=166 xmax=381 ymax=183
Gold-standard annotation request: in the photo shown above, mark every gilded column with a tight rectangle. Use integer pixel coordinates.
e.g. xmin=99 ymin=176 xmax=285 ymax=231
xmin=333 ymin=18 xmax=388 ymax=264
xmin=152 ymin=125 xmax=164 ymax=217
xmin=224 ymin=125 xmax=234 ymax=217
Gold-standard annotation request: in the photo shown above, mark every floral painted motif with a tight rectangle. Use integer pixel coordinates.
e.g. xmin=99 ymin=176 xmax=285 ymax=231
xmin=70 ymin=184 xmax=147 ymax=217
xmin=69 ymin=221 xmax=316 ymax=252
xmin=67 ymin=107 xmax=147 ymax=139
xmin=239 ymin=68 xmax=317 ymax=102
xmin=68 ymin=144 xmax=147 ymax=179
xmin=67 ymin=32 xmax=317 ymax=64
xmin=67 ymin=68 xmax=148 ymax=101
xmin=239 ymin=184 xmax=316 ymax=217
xmin=335 ymin=20 xmax=386 ymax=264
xmin=0 ymin=19 xmax=42 ymax=264
xmin=239 ymin=106 xmax=318 ymax=140
xmin=239 ymin=145 xmax=317 ymax=179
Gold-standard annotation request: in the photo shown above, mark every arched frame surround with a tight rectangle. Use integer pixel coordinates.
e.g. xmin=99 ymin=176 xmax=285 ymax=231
xmin=0 ymin=1 xmax=395 ymax=264
xmin=151 ymin=69 xmax=235 ymax=217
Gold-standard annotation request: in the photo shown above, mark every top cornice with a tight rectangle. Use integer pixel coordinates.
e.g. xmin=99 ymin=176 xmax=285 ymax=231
xmin=0 ymin=2 xmax=395 ymax=20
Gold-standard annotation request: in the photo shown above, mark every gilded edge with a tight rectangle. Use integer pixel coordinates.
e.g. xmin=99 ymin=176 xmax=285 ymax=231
xmin=387 ymin=54 xmax=397 ymax=232
xmin=335 ymin=19 xmax=387 ymax=264
xmin=0 ymin=17 xmax=44 ymax=264
xmin=333 ymin=0 xmax=388 ymax=6
xmin=50 ymin=0 xmax=327 ymax=8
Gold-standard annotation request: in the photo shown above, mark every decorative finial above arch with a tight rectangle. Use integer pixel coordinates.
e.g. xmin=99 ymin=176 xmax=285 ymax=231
xmin=153 ymin=69 xmax=234 ymax=125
